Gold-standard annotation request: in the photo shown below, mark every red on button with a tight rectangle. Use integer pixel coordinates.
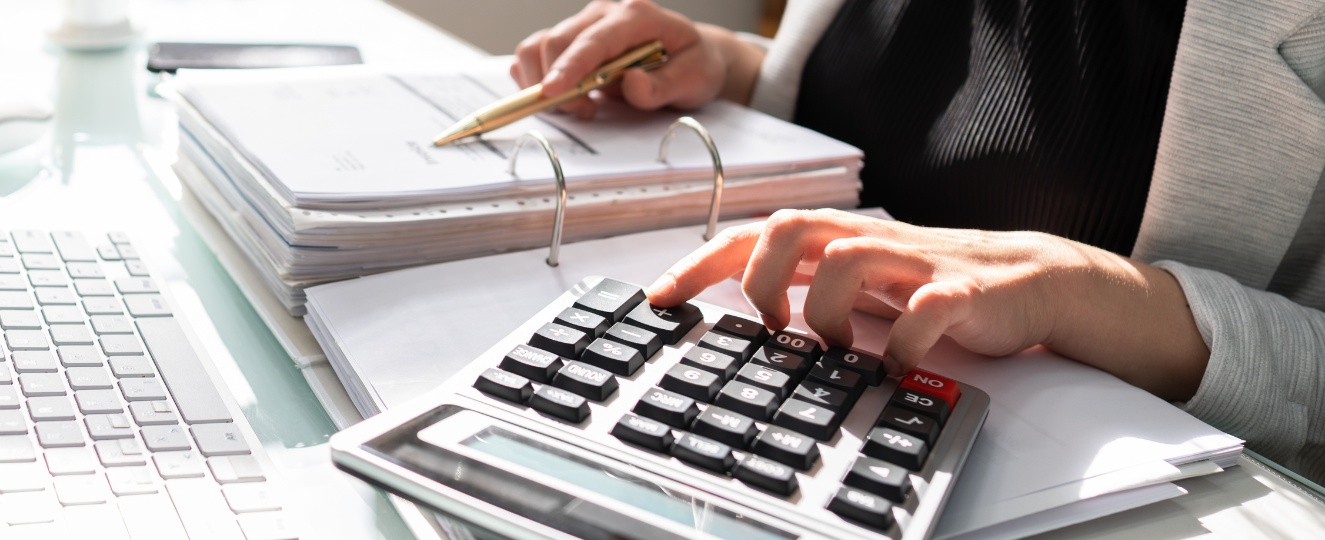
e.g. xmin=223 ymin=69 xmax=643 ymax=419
xmin=899 ymin=370 xmax=961 ymax=407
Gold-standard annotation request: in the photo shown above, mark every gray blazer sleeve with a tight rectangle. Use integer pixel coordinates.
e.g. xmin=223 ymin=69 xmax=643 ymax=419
xmin=1155 ymin=260 xmax=1325 ymax=482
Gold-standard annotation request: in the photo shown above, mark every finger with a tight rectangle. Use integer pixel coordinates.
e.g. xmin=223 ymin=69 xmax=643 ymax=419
xmin=883 ymin=281 xmax=976 ymax=376
xmin=539 ymin=0 xmax=614 ymax=76
xmin=619 ymin=42 xmax=721 ymax=110
xmin=741 ymin=209 xmax=863 ymax=330
xmin=556 ymin=95 xmax=597 ymax=118
xmin=803 ymin=237 xmax=928 ymax=347
xmin=544 ymin=0 xmax=699 ymax=95
xmin=647 ymin=222 xmax=763 ymax=306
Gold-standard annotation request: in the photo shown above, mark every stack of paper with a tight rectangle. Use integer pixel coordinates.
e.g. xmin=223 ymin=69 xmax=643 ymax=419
xmin=169 ymin=62 xmax=863 ymax=314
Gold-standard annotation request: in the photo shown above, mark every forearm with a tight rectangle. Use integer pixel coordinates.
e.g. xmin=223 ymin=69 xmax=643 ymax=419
xmin=1040 ymin=237 xmax=1210 ymax=401
xmin=698 ymin=23 xmax=765 ymax=105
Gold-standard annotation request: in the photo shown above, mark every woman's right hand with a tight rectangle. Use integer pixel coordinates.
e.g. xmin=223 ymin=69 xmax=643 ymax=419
xmin=510 ymin=0 xmax=765 ymax=118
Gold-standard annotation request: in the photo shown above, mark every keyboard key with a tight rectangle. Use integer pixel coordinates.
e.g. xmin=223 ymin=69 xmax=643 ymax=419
xmin=0 ymin=243 xmax=9 ymax=257
xmin=711 ymin=314 xmax=770 ymax=345
xmin=0 ymin=490 xmax=58 ymax=525
xmin=222 ymin=483 xmax=281 ymax=513
xmin=35 ymin=287 xmax=76 ymax=305
xmin=551 ymin=361 xmax=618 ymax=401
xmin=45 ymin=447 xmax=96 ymax=475
xmin=13 ymin=351 xmax=58 ymax=372
xmin=844 ymin=457 xmax=911 ymax=502
xmin=792 ymin=382 xmax=851 ymax=413
xmin=633 ymin=387 xmax=698 ymax=428
xmin=751 ymin=426 xmax=820 ymax=470
xmin=36 ymin=421 xmax=84 ymax=447
xmin=0 ymin=462 xmax=46 ymax=493
xmin=713 ymin=380 xmax=780 ymax=421
xmin=0 ymin=277 xmax=22 ymax=292
xmin=129 ymin=401 xmax=178 ymax=425
xmin=750 ymin=345 xmax=811 ymax=379
xmin=21 ymin=253 xmax=61 ymax=270
xmin=863 ymin=427 xmax=929 ymax=470
xmin=767 ymin=330 xmax=823 ymax=360
xmin=735 ymin=364 xmax=793 ymax=399
xmin=65 ymin=262 xmax=104 ymax=279
xmin=137 ymin=317 xmax=234 ymax=424
xmin=114 ymin=278 xmax=159 ymax=294
xmin=579 ymin=337 xmax=644 ymax=376
xmin=84 ymin=297 xmax=125 ymax=315
xmin=0 ymin=410 xmax=24 ymax=434
xmin=239 ymin=512 xmax=299 ymax=540
xmin=97 ymin=244 xmax=121 ymax=260
xmin=879 ymin=406 xmax=940 ymax=446
xmin=0 ymin=311 xmax=40 ymax=329
xmin=66 ymin=366 xmax=113 ymax=389
xmin=101 ymin=335 xmax=143 ymax=356
xmin=772 ymin=399 xmax=838 ymax=441
xmin=118 ymin=245 xmax=140 ymax=259
xmin=110 ymin=356 xmax=154 ymax=378
xmin=690 ymin=406 xmax=757 ymax=448
xmin=141 ymin=425 xmax=191 ymax=452
xmin=20 ymin=373 xmax=66 ymax=396
xmin=572 ymin=278 xmax=646 ymax=322
xmin=90 ymin=315 xmax=134 ymax=335
xmin=827 ymin=485 xmax=894 ymax=529
xmin=0 ymin=435 xmax=35 ymax=462
xmin=900 ymin=369 xmax=962 ymax=407
xmin=659 ymin=364 xmax=721 ymax=402
xmin=95 ymin=439 xmax=146 ymax=466
xmin=42 ymin=305 xmax=82 ymax=324
xmin=76 ymin=389 xmax=123 ymax=414
xmin=172 ymin=481 xmax=249 ymax=539
xmin=124 ymin=295 xmax=172 ymax=317
xmin=807 ymin=361 xmax=864 ymax=396
xmin=192 ymin=423 xmax=251 ymax=456
xmin=679 ymin=346 xmax=739 ymax=380
xmin=108 ymin=232 xmax=131 ymax=245
xmin=0 ymin=364 xmax=8 ymax=386
xmin=119 ymin=493 xmax=189 ymax=540
xmin=670 ymin=433 xmax=734 ymax=473
xmin=27 ymin=396 xmax=75 ymax=421
xmin=624 ymin=301 xmax=703 ymax=345
xmin=473 ymin=368 xmax=532 ymax=403
xmin=697 ymin=331 xmax=754 ymax=362
xmin=85 ymin=414 xmax=134 ymax=439
xmin=733 ymin=455 xmax=798 ymax=495
xmin=603 ymin=322 xmax=662 ymax=359
xmin=10 ymin=231 xmax=50 ymax=254
xmin=611 ymin=413 xmax=674 ymax=452
xmin=528 ymin=322 xmax=589 ymax=359
xmin=27 ymin=270 xmax=67 ymax=287
xmin=208 ymin=455 xmax=265 ymax=483
xmin=5 ymin=329 xmax=48 ymax=351
xmin=49 ymin=324 xmax=94 ymax=345
xmin=73 ymin=280 xmax=115 ymax=297
xmin=0 ymin=387 xmax=17 ymax=409
xmin=154 ymin=451 xmax=206 ymax=479
xmin=57 ymin=346 xmax=102 ymax=367
xmin=0 ymin=291 xmax=34 ymax=310
xmin=499 ymin=344 xmax=561 ymax=383
xmin=54 ymin=475 xmax=110 ymax=505
xmin=125 ymin=260 xmax=150 ymax=276
xmin=51 ymin=231 xmax=97 ymax=262
xmin=891 ymin=388 xmax=951 ymax=425
xmin=553 ymin=307 xmax=609 ymax=338
xmin=120 ymin=379 xmax=167 ymax=401
xmin=107 ymin=467 xmax=159 ymax=496
xmin=529 ymin=385 xmax=590 ymax=423
xmin=0 ymin=259 xmax=16 ymax=274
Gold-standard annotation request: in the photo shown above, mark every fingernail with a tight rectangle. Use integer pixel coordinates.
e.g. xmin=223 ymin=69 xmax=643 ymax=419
xmin=647 ymin=274 xmax=676 ymax=298
xmin=883 ymin=355 xmax=904 ymax=377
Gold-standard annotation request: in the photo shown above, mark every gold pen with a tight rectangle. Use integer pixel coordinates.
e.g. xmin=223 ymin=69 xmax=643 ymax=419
xmin=432 ymin=40 xmax=668 ymax=146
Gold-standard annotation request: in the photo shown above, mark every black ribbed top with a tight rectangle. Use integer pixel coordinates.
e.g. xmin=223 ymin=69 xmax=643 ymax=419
xmin=795 ymin=0 xmax=1186 ymax=255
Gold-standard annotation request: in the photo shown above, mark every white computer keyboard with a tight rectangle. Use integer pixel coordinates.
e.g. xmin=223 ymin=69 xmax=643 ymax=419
xmin=332 ymin=276 xmax=989 ymax=540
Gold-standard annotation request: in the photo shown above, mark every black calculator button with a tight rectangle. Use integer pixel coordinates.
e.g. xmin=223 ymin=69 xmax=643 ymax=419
xmin=530 ymin=386 xmax=590 ymax=423
xmin=660 ymin=364 xmax=722 ymax=402
xmin=680 ymin=347 xmax=739 ymax=381
xmin=551 ymin=361 xmax=618 ymax=401
xmin=863 ymin=427 xmax=929 ymax=470
xmin=671 ymin=433 xmax=735 ymax=473
xmin=750 ymin=345 xmax=810 ymax=379
xmin=844 ymin=457 xmax=911 ymax=502
xmin=555 ymin=307 xmax=610 ymax=338
xmin=772 ymin=399 xmax=838 ymax=441
xmin=878 ymin=406 xmax=940 ymax=446
xmin=580 ymin=338 xmax=645 ymax=376
xmin=733 ymin=455 xmax=798 ymax=495
xmin=792 ymin=382 xmax=851 ymax=413
xmin=499 ymin=344 xmax=562 ymax=383
xmin=690 ymin=406 xmax=757 ymax=448
xmin=827 ymin=485 xmax=895 ymax=529
xmin=612 ymin=413 xmax=674 ymax=452
xmin=624 ymin=302 xmax=703 ymax=345
xmin=573 ymin=279 xmax=647 ymax=322
xmin=891 ymin=388 xmax=951 ymax=425
xmin=529 ymin=322 xmax=590 ymax=359
xmin=752 ymin=426 xmax=820 ymax=470
xmin=473 ymin=368 xmax=532 ymax=404
xmin=807 ymin=361 xmax=865 ymax=396
xmin=821 ymin=347 xmax=885 ymax=386
xmin=697 ymin=331 xmax=755 ymax=362
xmin=766 ymin=330 xmax=823 ymax=360
xmin=735 ymin=364 xmax=793 ymax=399
xmin=634 ymin=387 xmax=699 ymax=428
xmin=604 ymin=322 xmax=663 ymax=359
xmin=714 ymin=380 xmax=780 ymax=421
xmin=711 ymin=315 xmax=770 ymax=345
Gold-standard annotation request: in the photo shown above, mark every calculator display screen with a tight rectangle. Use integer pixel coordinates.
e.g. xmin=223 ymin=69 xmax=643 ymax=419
xmin=461 ymin=427 xmax=795 ymax=540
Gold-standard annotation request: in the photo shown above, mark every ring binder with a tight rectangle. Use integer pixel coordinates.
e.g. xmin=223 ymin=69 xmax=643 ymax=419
xmin=658 ymin=116 xmax=724 ymax=241
xmin=507 ymin=130 xmax=566 ymax=267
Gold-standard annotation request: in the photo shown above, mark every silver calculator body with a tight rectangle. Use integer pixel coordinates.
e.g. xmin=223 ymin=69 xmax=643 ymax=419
xmin=330 ymin=276 xmax=990 ymax=540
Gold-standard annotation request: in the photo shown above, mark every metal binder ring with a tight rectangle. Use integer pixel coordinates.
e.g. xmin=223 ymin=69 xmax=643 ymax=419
xmin=658 ymin=116 xmax=724 ymax=241
xmin=508 ymin=130 xmax=566 ymax=267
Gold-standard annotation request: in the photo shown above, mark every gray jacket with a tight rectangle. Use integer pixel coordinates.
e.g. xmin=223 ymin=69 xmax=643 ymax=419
xmin=750 ymin=0 xmax=1325 ymax=482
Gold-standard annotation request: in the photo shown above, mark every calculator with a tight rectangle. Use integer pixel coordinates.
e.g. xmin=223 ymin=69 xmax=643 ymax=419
xmin=330 ymin=277 xmax=990 ymax=540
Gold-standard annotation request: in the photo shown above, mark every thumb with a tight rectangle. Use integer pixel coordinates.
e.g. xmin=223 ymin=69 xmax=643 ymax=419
xmin=883 ymin=281 xmax=974 ymax=376
xmin=619 ymin=45 xmax=719 ymax=110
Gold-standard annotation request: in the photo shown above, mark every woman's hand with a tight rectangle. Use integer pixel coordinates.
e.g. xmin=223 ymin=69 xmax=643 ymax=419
xmin=510 ymin=0 xmax=765 ymax=118
xmin=646 ymin=209 xmax=1211 ymax=401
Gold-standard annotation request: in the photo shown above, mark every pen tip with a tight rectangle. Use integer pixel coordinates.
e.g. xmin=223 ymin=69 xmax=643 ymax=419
xmin=432 ymin=118 xmax=483 ymax=147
